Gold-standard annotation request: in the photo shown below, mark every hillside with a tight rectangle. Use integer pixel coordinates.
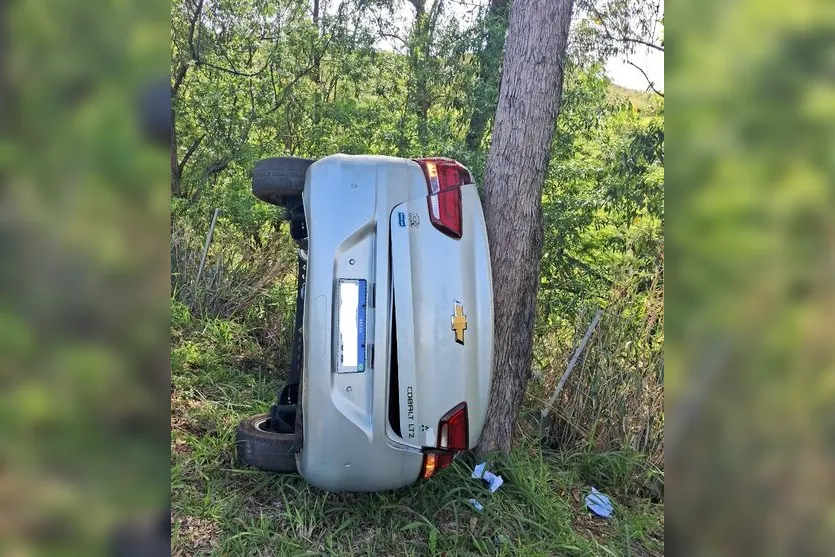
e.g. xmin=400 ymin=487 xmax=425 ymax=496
xmin=607 ymin=83 xmax=658 ymax=111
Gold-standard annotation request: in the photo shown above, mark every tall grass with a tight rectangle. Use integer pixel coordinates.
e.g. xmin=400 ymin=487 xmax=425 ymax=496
xmin=533 ymin=271 xmax=664 ymax=472
xmin=171 ymin=218 xmax=297 ymax=314
xmin=170 ymin=307 xmax=664 ymax=555
xmin=171 ymin=218 xmax=299 ymax=369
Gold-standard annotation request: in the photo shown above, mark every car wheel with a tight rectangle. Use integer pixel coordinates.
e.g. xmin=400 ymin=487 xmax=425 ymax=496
xmin=252 ymin=157 xmax=314 ymax=206
xmin=235 ymin=414 xmax=299 ymax=473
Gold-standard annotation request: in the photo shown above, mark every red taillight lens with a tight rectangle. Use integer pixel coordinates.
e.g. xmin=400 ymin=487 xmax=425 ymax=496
xmin=420 ymin=402 xmax=470 ymax=479
xmin=415 ymin=158 xmax=472 ymax=239
xmin=438 ymin=402 xmax=469 ymax=451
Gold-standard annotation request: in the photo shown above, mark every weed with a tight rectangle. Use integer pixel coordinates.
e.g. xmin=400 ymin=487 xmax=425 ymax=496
xmin=172 ymin=309 xmax=664 ymax=556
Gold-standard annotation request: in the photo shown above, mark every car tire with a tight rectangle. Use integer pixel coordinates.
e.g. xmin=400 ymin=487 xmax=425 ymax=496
xmin=252 ymin=157 xmax=314 ymax=205
xmin=235 ymin=414 xmax=299 ymax=474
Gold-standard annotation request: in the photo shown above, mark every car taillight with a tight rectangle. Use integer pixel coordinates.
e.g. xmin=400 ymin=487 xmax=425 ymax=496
xmin=421 ymin=451 xmax=454 ymax=479
xmin=415 ymin=158 xmax=472 ymax=239
xmin=438 ymin=402 xmax=469 ymax=451
xmin=420 ymin=402 xmax=469 ymax=479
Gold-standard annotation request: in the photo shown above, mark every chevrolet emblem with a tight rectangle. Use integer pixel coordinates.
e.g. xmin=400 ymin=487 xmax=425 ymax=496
xmin=451 ymin=301 xmax=467 ymax=345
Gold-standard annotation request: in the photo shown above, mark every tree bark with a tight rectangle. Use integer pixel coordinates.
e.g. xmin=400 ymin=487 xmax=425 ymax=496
xmin=476 ymin=0 xmax=574 ymax=456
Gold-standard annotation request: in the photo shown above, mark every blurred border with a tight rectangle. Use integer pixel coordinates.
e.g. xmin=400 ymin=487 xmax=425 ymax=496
xmin=0 ymin=0 xmax=171 ymax=554
xmin=666 ymin=0 xmax=835 ymax=554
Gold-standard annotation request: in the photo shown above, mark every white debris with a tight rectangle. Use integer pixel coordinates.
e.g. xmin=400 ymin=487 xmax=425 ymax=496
xmin=585 ymin=487 xmax=614 ymax=518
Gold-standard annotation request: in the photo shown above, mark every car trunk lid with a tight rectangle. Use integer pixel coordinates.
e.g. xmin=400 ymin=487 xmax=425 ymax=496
xmin=388 ymin=176 xmax=492 ymax=451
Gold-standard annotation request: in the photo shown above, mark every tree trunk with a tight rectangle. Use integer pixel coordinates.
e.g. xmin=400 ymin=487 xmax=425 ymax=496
xmin=465 ymin=0 xmax=508 ymax=151
xmin=399 ymin=0 xmax=442 ymax=155
xmin=398 ymin=0 xmax=427 ymax=156
xmin=312 ymin=0 xmax=323 ymax=125
xmin=475 ymin=0 xmax=574 ymax=456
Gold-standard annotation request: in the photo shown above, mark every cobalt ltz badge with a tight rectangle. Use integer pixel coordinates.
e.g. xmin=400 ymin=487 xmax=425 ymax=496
xmin=451 ymin=300 xmax=467 ymax=345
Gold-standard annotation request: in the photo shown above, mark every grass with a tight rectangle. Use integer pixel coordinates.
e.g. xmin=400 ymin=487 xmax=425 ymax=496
xmin=171 ymin=301 xmax=664 ymax=556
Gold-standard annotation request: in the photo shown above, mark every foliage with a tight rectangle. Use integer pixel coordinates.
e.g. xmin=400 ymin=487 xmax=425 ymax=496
xmin=574 ymin=0 xmax=664 ymax=58
xmin=171 ymin=0 xmax=664 ymax=445
xmin=665 ymin=0 xmax=835 ymax=553
xmin=572 ymin=0 xmax=664 ymax=95
xmin=170 ymin=0 xmax=664 ymax=550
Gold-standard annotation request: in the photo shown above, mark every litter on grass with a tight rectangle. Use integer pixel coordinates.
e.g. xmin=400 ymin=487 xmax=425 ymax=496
xmin=585 ymin=487 xmax=614 ymax=518
xmin=468 ymin=498 xmax=484 ymax=512
xmin=482 ymin=471 xmax=504 ymax=493
xmin=471 ymin=462 xmax=504 ymax=493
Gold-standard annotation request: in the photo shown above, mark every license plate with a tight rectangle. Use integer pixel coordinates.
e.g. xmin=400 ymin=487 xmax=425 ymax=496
xmin=336 ymin=279 xmax=367 ymax=373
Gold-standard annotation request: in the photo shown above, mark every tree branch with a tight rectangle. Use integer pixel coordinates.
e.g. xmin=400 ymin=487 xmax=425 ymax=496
xmin=377 ymin=30 xmax=409 ymax=48
xmin=195 ymin=57 xmax=272 ymax=78
xmin=612 ymin=33 xmax=664 ymax=53
xmin=177 ymin=134 xmax=205 ymax=178
xmin=407 ymin=0 xmax=425 ymax=15
xmin=186 ymin=0 xmax=273 ymax=78
xmin=587 ymin=4 xmax=664 ymax=53
xmin=562 ymin=249 xmax=613 ymax=285
xmin=171 ymin=62 xmax=189 ymax=98
xmin=206 ymin=159 xmax=231 ymax=176
xmin=187 ymin=0 xmax=204 ymax=60
xmin=626 ymin=60 xmax=664 ymax=98
xmin=170 ymin=0 xmax=203 ymax=100
xmin=263 ymin=63 xmax=319 ymax=116
xmin=428 ymin=0 xmax=445 ymax=31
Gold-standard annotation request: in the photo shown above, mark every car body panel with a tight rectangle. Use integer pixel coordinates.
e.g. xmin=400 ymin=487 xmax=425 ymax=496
xmin=295 ymin=154 xmax=492 ymax=492
xmin=389 ymin=185 xmax=494 ymax=449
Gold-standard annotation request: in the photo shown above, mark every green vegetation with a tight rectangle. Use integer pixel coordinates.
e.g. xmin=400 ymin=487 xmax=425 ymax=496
xmin=606 ymin=85 xmax=655 ymax=112
xmin=172 ymin=300 xmax=663 ymax=556
xmin=171 ymin=0 xmax=664 ymax=553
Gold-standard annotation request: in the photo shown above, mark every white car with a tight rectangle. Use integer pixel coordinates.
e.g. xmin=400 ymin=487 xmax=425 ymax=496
xmin=236 ymin=154 xmax=493 ymax=492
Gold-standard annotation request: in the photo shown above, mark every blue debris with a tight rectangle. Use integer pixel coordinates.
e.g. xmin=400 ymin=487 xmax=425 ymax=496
xmin=468 ymin=498 xmax=484 ymax=512
xmin=585 ymin=487 xmax=614 ymax=518
xmin=482 ymin=470 xmax=504 ymax=493
xmin=472 ymin=462 xmax=504 ymax=492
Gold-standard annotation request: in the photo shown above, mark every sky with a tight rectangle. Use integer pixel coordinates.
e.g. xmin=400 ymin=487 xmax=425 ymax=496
xmin=602 ymin=0 xmax=665 ymax=93
xmin=606 ymin=46 xmax=664 ymax=92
